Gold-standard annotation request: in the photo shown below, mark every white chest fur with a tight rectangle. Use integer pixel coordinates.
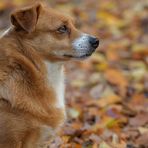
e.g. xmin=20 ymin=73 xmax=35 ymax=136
xmin=44 ymin=62 xmax=65 ymax=108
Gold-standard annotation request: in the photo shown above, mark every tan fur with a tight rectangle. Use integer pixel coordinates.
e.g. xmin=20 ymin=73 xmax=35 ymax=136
xmin=0 ymin=2 xmax=82 ymax=148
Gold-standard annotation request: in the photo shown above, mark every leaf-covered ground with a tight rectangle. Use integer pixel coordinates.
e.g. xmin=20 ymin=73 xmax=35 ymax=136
xmin=0 ymin=0 xmax=148 ymax=147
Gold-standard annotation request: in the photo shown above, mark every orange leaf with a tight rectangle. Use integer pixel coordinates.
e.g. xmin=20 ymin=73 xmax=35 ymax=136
xmin=105 ymin=68 xmax=128 ymax=87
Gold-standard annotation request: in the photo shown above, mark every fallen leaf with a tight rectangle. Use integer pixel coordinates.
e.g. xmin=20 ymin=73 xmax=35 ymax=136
xmin=89 ymin=134 xmax=101 ymax=144
xmin=68 ymin=108 xmax=80 ymax=118
xmin=138 ymin=127 xmax=148 ymax=135
xmin=105 ymin=69 xmax=128 ymax=87
xmin=90 ymin=84 xmax=106 ymax=99
xmin=99 ymin=141 xmax=111 ymax=148
xmin=105 ymin=68 xmax=128 ymax=96
xmin=129 ymin=112 xmax=148 ymax=127
xmin=136 ymin=132 xmax=148 ymax=147
xmin=97 ymin=95 xmax=122 ymax=108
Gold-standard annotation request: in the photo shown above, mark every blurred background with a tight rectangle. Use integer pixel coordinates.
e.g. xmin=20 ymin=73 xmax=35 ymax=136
xmin=0 ymin=0 xmax=148 ymax=147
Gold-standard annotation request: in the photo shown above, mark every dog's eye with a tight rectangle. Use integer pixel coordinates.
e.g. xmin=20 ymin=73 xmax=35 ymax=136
xmin=57 ymin=25 xmax=68 ymax=34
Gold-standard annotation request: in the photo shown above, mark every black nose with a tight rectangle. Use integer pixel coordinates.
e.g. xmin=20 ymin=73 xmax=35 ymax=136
xmin=89 ymin=37 xmax=99 ymax=49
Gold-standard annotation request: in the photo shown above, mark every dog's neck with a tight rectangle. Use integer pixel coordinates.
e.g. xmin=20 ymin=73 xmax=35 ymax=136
xmin=44 ymin=61 xmax=65 ymax=109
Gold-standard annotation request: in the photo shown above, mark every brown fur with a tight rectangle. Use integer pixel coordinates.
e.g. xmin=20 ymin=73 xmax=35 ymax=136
xmin=0 ymin=1 xmax=82 ymax=148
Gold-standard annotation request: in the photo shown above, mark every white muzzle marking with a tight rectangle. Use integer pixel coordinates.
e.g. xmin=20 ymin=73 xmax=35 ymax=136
xmin=72 ymin=33 xmax=91 ymax=53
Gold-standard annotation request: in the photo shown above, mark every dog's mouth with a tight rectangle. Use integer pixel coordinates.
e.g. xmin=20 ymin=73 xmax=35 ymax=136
xmin=63 ymin=52 xmax=93 ymax=59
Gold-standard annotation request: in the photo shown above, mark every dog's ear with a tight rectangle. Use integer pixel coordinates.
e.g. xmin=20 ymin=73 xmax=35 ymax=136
xmin=11 ymin=3 xmax=41 ymax=33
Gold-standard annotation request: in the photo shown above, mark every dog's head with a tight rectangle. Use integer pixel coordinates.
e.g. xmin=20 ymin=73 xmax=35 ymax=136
xmin=11 ymin=2 xmax=99 ymax=61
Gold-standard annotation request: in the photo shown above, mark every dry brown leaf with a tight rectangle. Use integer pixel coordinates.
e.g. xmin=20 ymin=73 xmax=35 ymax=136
xmin=136 ymin=132 xmax=148 ymax=146
xmin=105 ymin=68 xmax=128 ymax=86
xmin=129 ymin=112 xmax=148 ymax=127
xmin=105 ymin=68 xmax=128 ymax=96
xmin=97 ymin=95 xmax=122 ymax=108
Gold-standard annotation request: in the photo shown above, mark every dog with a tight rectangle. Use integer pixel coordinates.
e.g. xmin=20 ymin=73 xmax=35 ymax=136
xmin=0 ymin=1 xmax=99 ymax=148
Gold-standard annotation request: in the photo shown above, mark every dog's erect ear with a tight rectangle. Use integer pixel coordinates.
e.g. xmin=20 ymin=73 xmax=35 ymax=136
xmin=11 ymin=3 xmax=41 ymax=33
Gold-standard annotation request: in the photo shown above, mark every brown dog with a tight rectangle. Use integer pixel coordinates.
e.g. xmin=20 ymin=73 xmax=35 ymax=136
xmin=0 ymin=1 xmax=99 ymax=148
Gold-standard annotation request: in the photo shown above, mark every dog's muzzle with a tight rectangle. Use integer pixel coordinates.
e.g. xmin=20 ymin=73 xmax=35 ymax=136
xmin=71 ymin=33 xmax=99 ymax=59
